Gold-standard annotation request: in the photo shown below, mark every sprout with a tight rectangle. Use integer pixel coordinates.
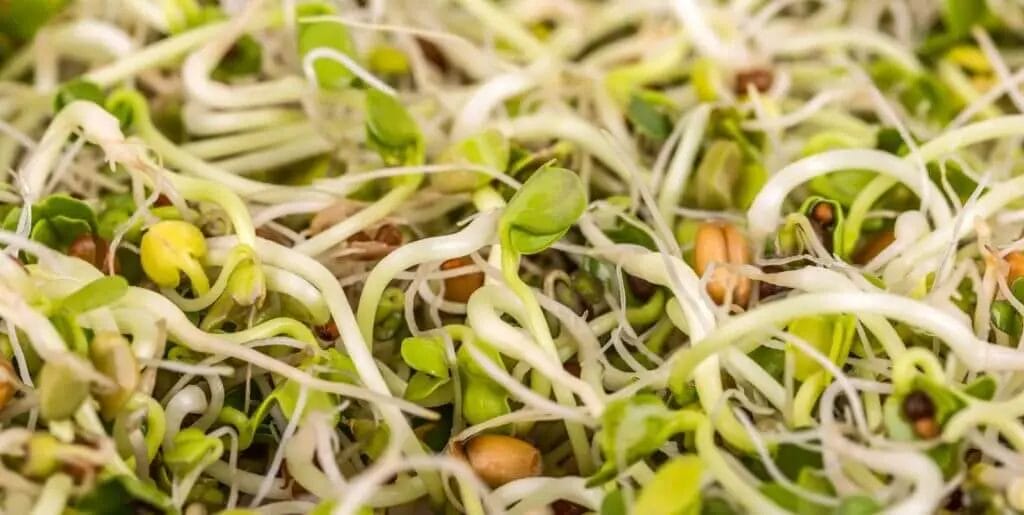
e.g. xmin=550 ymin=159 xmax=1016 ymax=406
xmin=499 ymin=165 xmax=586 ymax=255
xmin=430 ymin=129 xmax=510 ymax=193
xmin=364 ymin=88 xmax=424 ymax=166
xmin=140 ymin=220 xmax=210 ymax=295
xmin=37 ymin=360 xmax=89 ymax=421
xmin=89 ymin=332 xmax=140 ymax=420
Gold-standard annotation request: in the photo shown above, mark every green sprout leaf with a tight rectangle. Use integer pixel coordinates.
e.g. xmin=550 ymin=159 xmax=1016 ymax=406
xmin=0 ymin=0 xmax=68 ymax=42
xmin=365 ymin=89 xmax=424 ymax=166
xmin=634 ymin=455 xmax=704 ymax=515
xmin=4 ymin=194 xmax=98 ymax=252
xmin=941 ymin=0 xmax=987 ymax=37
xmin=786 ymin=314 xmax=857 ymax=382
xmin=404 ymin=372 xmax=452 ymax=406
xmin=500 ymin=165 xmax=586 ymax=255
xmin=627 ymin=91 xmax=672 ymax=141
xmin=432 ymin=129 xmax=510 ymax=193
xmin=213 ymin=35 xmax=263 ymax=80
xmin=835 ymin=496 xmax=881 ymax=515
xmin=54 ymin=79 xmax=105 ymax=112
xmin=59 ymin=276 xmax=128 ymax=315
xmin=164 ymin=428 xmax=224 ymax=476
xmin=400 ymin=336 xmax=450 ymax=379
xmin=299 ymin=21 xmax=358 ymax=90
xmin=74 ymin=474 xmax=174 ymax=515
xmin=589 ymin=394 xmax=701 ymax=485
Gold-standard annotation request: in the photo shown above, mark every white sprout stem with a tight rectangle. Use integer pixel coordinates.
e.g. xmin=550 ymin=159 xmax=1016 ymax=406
xmin=356 ymin=210 xmax=500 ymax=340
xmin=163 ymin=385 xmax=208 ymax=448
xmin=453 ymin=0 xmax=547 ymax=59
xmin=657 ymin=104 xmax=711 ymax=225
xmin=292 ymin=176 xmax=423 ymax=256
xmin=500 ymin=113 xmax=645 ymax=183
xmin=122 ymin=0 xmax=172 ymax=32
xmin=672 ymin=292 xmax=1024 ymax=388
xmin=213 ymin=136 xmax=332 ymax=175
xmin=181 ymin=9 xmax=305 ymax=109
xmin=765 ymin=27 xmax=922 ymax=73
xmin=28 ymin=474 xmax=72 ymax=515
xmin=182 ymin=104 xmax=305 ymax=136
xmin=671 ymin=0 xmax=746 ymax=62
xmin=451 ymin=58 xmax=556 ymax=140
xmin=746 ymin=148 xmax=953 ymax=245
xmin=19 ymin=101 xmax=129 ymax=202
xmin=301 ymin=48 xmax=397 ymax=96
xmin=45 ymin=19 xmax=137 ymax=63
xmin=180 ymin=122 xmax=320 ymax=160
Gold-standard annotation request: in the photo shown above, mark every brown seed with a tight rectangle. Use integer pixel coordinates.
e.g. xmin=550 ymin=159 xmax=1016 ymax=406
xmin=694 ymin=221 xmax=751 ymax=306
xmin=626 ymin=274 xmax=657 ymax=301
xmin=734 ymin=68 xmax=774 ymax=95
xmin=314 ymin=320 xmax=339 ymax=341
xmin=463 ymin=434 xmax=542 ymax=488
xmin=440 ymin=256 xmax=484 ymax=303
xmin=0 ymin=360 xmax=16 ymax=410
xmin=810 ymin=202 xmax=834 ymax=227
xmin=154 ymin=194 xmax=172 ymax=207
xmin=1008 ymin=252 xmax=1024 ymax=285
xmin=913 ymin=418 xmax=940 ymax=439
xmin=902 ymin=390 xmax=935 ymax=421
xmin=854 ymin=230 xmax=896 ymax=265
xmin=551 ymin=500 xmax=588 ymax=515
xmin=374 ymin=224 xmax=403 ymax=247
xmin=67 ymin=233 xmax=118 ymax=274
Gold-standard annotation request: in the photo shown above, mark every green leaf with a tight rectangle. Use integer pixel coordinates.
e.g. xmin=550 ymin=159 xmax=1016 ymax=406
xmin=462 ymin=380 xmax=509 ymax=425
xmin=298 ymin=21 xmax=358 ymax=89
xmin=759 ymin=483 xmax=798 ymax=512
xmin=54 ymin=79 xmax=105 ymax=112
xmin=74 ymin=474 xmax=174 ymax=515
xmin=795 ymin=467 xmax=833 ymax=515
xmin=964 ymin=375 xmax=996 ymax=401
xmin=0 ymin=0 xmax=68 ymax=42
xmin=214 ymin=35 xmax=262 ymax=79
xmin=164 ymin=428 xmax=223 ymax=476
xmin=700 ymin=498 xmax=739 ymax=515
xmin=942 ymin=0 xmax=987 ymax=36
xmin=627 ymin=93 xmax=672 ymax=141
xmin=835 ymin=496 xmax=881 ymax=515
xmin=634 ymin=455 xmax=704 ymax=515
xmin=432 ymin=129 xmax=510 ymax=193
xmin=401 ymin=336 xmax=450 ymax=378
xmin=775 ymin=443 xmax=823 ymax=481
xmin=693 ymin=140 xmax=742 ymax=210
xmin=403 ymin=372 xmax=451 ymax=404
xmin=786 ymin=314 xmax=856 ymax=381
xmin=500 ymin=165 xmax=586 ymax=255
xmin=589 ymin=394 xmax=700 ymax=485
xmin=59 ymin=276 xmax=129 ymax=315
xmin=991 ymin=300 xmax=1021 ymax=338
xmin=365 ymin=89 xmax=423 ymax=166
xmin=601 ymin=490 xmax=627 ymax=515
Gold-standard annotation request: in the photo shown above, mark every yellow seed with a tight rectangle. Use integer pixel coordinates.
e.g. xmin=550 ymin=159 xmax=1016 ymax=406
xmin=461 ymin=434 xmax=542 ymax=488
xmin=694 ymin=221 xmax=751 ymax=306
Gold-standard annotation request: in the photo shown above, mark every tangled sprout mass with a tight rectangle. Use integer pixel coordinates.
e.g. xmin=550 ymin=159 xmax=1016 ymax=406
xmin=5 ymin=0 xmax=1024 ymax=514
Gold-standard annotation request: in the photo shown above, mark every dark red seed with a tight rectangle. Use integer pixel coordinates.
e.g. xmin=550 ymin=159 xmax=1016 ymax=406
xmin=315 ymin=320 xmax=339 ymax=341
xmin=626 ymin=275 xmax=657 ymax=301
xmin=902 ymin=390 xmax=935 ymax=421
xmin=551 ymin=500 xmax=588 ymax=515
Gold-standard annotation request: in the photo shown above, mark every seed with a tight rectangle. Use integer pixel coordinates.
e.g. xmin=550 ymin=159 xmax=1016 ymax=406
xmin=374 ymin=224 xmax=403 ymax=247
xmin=462 ymin=434 xmax=542 ymax=488
xmin=89 ymin=332 xmax=140 ymax=420
xmin=67 ymin=233 xmax=118 ymax=274
xmin=440 ymin=256 xmax=484 ymax=303
xmin=810 ymin=202 xmax=834 ymax=227
xmin=551 ymin=500 xmax=588 ymax=515
xmin=734 ymin=68 xmax=773 ymax=95
xmin=913 ymin=418 xmax=940 ymax=439
xmin=1008 ymin=252 xmax=1024 ymax=285
xmin=854 ymin=230 xmax=896 ymax=265
xmin=626 ymin=274 xmax=657 ymax=301
xmin=694 ymin=221 xmax=751 ymax=306
xmin=37 ymin=361 xmax=88 ymax=421
xmin=0 ymin=360 xmax=16 ymax=410
xmin=315 ymin=319 xmax=339 ymax=341
xmin=901 ymin=390 xmax=935 ymax=421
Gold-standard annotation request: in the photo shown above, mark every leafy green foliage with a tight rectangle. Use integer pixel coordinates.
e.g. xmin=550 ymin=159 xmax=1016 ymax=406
xmin=457 ymin=341 xmax=510 ymax=425
xmin=627 ymin=91 xmax=673 ymax=141
xmin=59 ymin=276 xmax=129 ymax=315
xmin=941 ymin=0 xmax=988 ymax=37
xmin=0 ymin=0 xmax=68 ymax=42
xmin=785 ymin=314 xmax=857 ymax=381
xmin=589 ymin=394 xmax=700 ymax=485
xmin=364 ymin=89 xmax=424 ymax=166
xmin=869 ymin=60 xmax=960 ymax=125
xmin=54 ymin=79 xmax=105 ymax=112
xmin=3 ymin=194 xmax=97 ymax=253
xmin=298 ymin=20 xmax=358 ymax=90
xmin=164 ymin=428 xmax=223 ymax=476
xmin=432 ymin=129 xmax=510 ymax=192
xmin=835 ymin=496 xmax=881 ymax=515
xmin=74 ymin=474 xmax=174 ymax=515
xmin=500 ymin=165 xmax=586 ymax=255
xmin=213 ymin=35 xmax=263 ymax=80
xmin=634 ymin=455 xmax=704 ymax=515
